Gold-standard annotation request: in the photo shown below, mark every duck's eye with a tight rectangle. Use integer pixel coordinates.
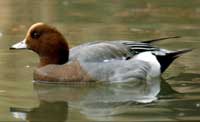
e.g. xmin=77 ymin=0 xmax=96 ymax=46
xmin=31 ymin=31 xmax=41 ymax=39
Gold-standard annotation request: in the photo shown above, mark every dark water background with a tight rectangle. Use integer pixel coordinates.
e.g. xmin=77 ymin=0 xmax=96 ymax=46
xmin=0 ymin=0 xmax=200 ymax=121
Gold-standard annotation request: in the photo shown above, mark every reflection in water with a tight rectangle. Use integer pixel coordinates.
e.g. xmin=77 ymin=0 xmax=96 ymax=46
xmin=78 ymin=78 xmax=179 ymax=117
xmin=10 ymin=78 xmax=182 ymax=121
xmin=10 ymin=101 xmax=68 ymax=122
xmin=167 ymin=72 xmax=200 ymax=82
xmin=158 ymin=78 xmax=179 ymax=97
xmin=81 ymin=79 xmax=160 ymax=104
xmin=10 ymin=82 xmax=97 ymax=122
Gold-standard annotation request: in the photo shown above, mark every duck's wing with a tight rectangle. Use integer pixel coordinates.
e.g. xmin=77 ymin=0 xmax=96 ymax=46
xmin=69 ymin=39 xmax=192 ymax=73
xmin=120 ymin=41 xmax=160 ymax=54
xmin=69 ymin=36 xmax=182 ymax=62
xmin=69 ymin=40 xmax=159 ymax=62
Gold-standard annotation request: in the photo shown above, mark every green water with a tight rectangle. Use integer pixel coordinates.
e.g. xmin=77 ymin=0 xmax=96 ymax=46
xmin=0 ymin=0 xmax=200 ymax=121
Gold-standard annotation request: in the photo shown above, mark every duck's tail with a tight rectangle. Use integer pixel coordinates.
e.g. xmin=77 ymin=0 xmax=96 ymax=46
xmin=156 ymin=48 xmax=192 ymax=73
xmin=142 ymin=36 xmax=180 ymax=43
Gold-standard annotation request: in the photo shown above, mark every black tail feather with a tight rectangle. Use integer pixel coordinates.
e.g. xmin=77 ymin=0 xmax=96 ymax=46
xmin=156 ymin=48 xmax=192 ymax=73
xmin=142 ymin=36 xmax=181 ymax=43
xmin=168 ymin=48 xmax=193 ymax=58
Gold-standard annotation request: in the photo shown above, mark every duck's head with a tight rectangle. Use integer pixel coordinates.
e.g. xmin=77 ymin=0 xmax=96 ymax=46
xmin=10 ymin=23 xmax=69 ymax=67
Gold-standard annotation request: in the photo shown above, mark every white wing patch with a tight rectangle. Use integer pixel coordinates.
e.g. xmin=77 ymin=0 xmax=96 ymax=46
xmin=133 ymin=52 xmax=161 ymax=77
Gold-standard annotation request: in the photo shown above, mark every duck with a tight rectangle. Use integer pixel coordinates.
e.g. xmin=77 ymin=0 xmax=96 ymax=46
xmin=10 ymin=23 xmax=192 ymax=83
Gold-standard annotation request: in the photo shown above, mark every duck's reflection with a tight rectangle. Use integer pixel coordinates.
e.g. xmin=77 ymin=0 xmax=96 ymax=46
xmin=10 ymin=101 xmax=68 ymax=122
xmin=10 ymin=78 xmax=178 ymax=121
xmin=10 ymin=83 xmax=96 ymax=122
xmin=77 ymin=78 xmax=179 ymax=117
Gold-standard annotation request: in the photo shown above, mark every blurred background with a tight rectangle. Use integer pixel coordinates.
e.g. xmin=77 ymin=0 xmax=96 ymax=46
xmin=0 ymin=0 xmax=199 ymax=121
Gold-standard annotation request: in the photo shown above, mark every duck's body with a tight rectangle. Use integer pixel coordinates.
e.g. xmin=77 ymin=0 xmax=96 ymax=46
xmin=10 ymin=23 xmax=191 ymax=84
xmin=69 ymin=41 xmax=160 ymax=82
xmin=34 ymin=40 xmax=159 ymax=83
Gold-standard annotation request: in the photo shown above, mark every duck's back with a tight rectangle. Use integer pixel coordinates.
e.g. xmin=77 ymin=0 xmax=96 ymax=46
xmin=69 ymin=41 xmax=133 ymax=62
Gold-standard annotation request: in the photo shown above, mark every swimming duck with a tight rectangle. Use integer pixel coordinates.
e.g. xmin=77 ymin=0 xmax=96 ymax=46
xmin=10 ymin=23 xmax=191 ymax=83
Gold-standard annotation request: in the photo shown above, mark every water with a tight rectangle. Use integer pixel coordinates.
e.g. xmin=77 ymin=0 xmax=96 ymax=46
xmin=0 ymin=0 xmax=200 ymax=121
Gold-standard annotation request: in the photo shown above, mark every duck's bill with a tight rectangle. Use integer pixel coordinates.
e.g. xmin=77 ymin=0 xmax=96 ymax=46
xmin=10 ymin=39 xmax=27 ymax=50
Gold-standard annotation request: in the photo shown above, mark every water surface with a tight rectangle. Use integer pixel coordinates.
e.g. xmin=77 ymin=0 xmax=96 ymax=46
xmin=0 ymin=0 xmax=200 ymax=121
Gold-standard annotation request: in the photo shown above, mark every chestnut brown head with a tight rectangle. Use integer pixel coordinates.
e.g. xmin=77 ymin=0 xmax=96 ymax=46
xmin=11 ymin=23 xmax=69 ymax=67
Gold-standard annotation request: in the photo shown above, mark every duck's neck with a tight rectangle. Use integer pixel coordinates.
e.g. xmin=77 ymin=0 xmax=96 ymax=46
xmin=38 ymin=52 xmax=69 ymax=67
